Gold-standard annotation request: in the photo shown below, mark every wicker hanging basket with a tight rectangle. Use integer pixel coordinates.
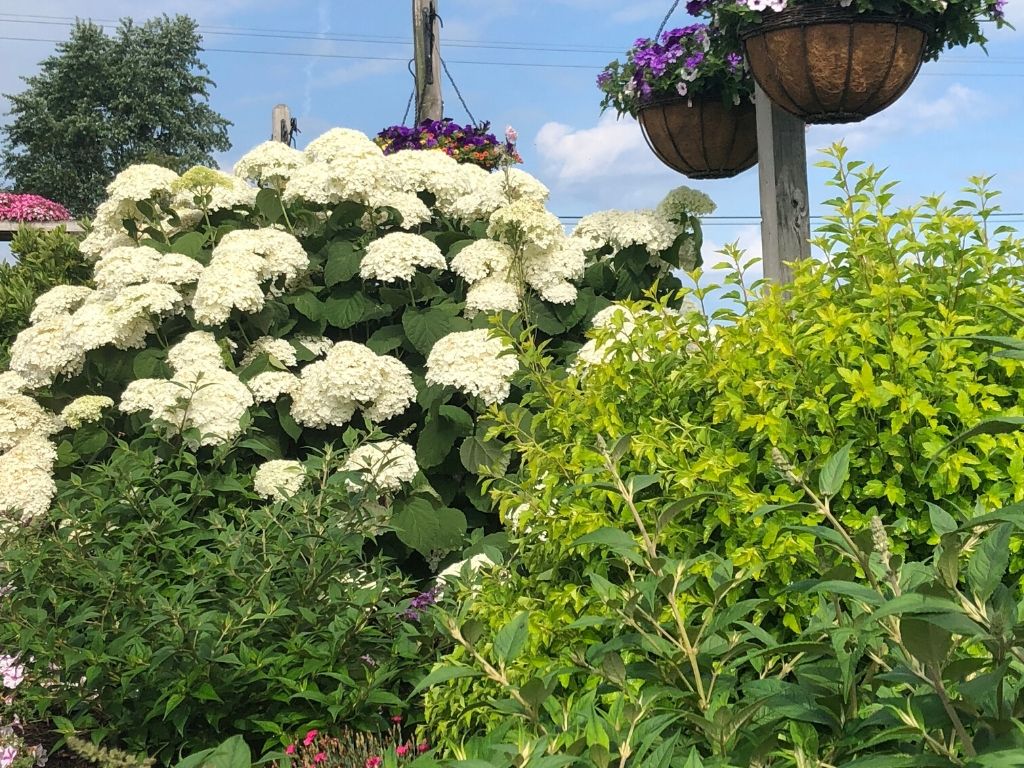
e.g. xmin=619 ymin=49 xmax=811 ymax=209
xmin=740 ymin=4 xmax=928 ymax=124
xmin=637 ymin=95 xmax=757 ymax=180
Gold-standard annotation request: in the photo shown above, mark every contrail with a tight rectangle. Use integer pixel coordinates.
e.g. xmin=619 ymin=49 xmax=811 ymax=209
xmin=302 ymin=0 xmax=331 ymax=121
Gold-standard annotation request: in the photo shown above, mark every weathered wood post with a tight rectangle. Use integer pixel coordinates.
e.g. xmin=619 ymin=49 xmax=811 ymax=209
xmin=272 ymin=104 xmax=292 ymax=143
xmin=755 ymin=83 xmax=811 ymax=284
xmin=412 ymin=0 xmax=443 ymax=122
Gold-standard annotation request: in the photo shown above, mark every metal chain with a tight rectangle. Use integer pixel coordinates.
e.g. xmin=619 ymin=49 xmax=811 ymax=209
xmin=656 ymin=0 xmax=683 ymax=38
xmin=440 ymin=57 xmax=477 ymax=126
xmin=402 ymin=89 xmax=415 ymax=125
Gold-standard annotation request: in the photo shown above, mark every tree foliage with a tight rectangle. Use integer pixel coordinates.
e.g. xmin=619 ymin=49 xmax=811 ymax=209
xmin=1 ymin=15 xmax=231 ymax=215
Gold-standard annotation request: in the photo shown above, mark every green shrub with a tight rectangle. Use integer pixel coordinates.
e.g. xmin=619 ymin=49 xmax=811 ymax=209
xmin=0 ymin=427 xmax=437 ymax=761
xmin=0 ymin=225 xmax=90 ymax=364
xmin=423 ymin=148 xmax=1024 ymax=744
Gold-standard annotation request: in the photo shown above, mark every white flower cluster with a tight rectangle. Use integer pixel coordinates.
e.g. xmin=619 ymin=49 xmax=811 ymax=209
xmin=173 ymin=167 xmax=258 ymax=213
xmin=240 ymin=336 xmax=299 ymax=368
xmin=573 ymin=305 xmax=639 ymax=371
xmin=93 ymin=245 xmax=203 ymax=292
xmin=656 ymin=185 xmax=716 ymax=220
xmin=60 ymin=395 xmax=114 ymax=429
xmin=341 ymin=439 xmax=419 ymax=492
xmin=386 ymin=149 xmax=486 ymax=214
xmin=360 ymin=232 xmax=446 ymax=283
xmin=0 ymin=375 xmax=62 ymax=525
xmin=572 ymin=209 xmax=679 ymax=254
xmin=192 ymin=228 xmax=309 ymax=324
xmin=289 ymin=341 xmax=416 ymax=429
xmin=234 ymin=141 xmax=308 ymax=187
xmin=253 ymin=459 xmax=306 ymax=501
xmin=80 ymin=165 xmax=181 ymax=259
xmin=448 ymin=168 xmax=549 ymax=222
xmin=425 ymin=329 xmax=519 ymax=406
xmin=120 ymin=331 xmax=253 ymax=447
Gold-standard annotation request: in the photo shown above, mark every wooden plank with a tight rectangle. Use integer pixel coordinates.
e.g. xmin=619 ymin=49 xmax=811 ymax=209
xmin=412 ymin=0 xmax=443 ymax=122
xmin=272 ymin=103 xmax=291 ymax=143
xmin=756 ymin=83 xmax=810 ymax=284
xmin=0 ymin=220 xmax=83 ymax=242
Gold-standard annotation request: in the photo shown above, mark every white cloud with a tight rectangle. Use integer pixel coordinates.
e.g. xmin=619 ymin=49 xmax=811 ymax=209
xmin=807 ymin=82 xmax=984 ymax=153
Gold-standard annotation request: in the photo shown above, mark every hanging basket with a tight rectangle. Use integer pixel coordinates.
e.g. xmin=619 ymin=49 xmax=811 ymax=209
xmin=740 ymin=5 xmax=927 ymax=124
xmin=637 ymin=95 xmax=757 ymax=180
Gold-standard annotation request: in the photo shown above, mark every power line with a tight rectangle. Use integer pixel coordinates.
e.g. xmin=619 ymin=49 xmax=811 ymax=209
xmin=2 ymin=35 xmax=1022 ymax=77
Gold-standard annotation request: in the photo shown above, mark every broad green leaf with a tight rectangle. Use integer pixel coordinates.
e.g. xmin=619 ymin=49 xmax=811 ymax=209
xmin=459 ymin=434 xmax=509 ymax=476
xmin=967 ymin=522 xmax=1012 ymax=602
xmin=323 ymin=241 xmax=362 ymax=286
xmin=292 ymin=293 xmax=323 ymax=322
xmin=393 ymin=498 xmax=466 ymax=555
xmin=366 ymin=324 xmax=406 ymax=355
xmin=402 ymin=305 xmax=468 ymax=355
xmin=927 ymin=502 xmax=958 ymax=535
xmin=493 ymin=611 xmax=530 ymax=666
xmin=255 ymin=188 xmax=284 ymax=224
xmin=818 ymin=442 xmax=852 ymax=496
xmin=900 ymin=617 xmax=951 ymax=665
xmin=323 ymin=293 xmax=373 ymax=329
xmin=410 ymin=665 xmax=482 ymax=696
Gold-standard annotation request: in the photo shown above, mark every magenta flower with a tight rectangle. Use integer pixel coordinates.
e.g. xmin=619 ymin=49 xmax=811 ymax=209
xmin=313 ymin=752 xmax=327 ymax=764
xmin=0 ymin=193 xmax=71 ymax=222
xmin=303 ymin=729 xmax=318 ymax=747
xmin=285 ymin=744 xmax=296 ymax=755
xmin=396 ymin=745 xmax=410 ymax=758
xmin=365 ymin=757 xmax=382 ymax=768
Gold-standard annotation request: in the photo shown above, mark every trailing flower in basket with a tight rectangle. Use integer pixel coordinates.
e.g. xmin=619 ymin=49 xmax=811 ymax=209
xmin=597 ymin=22 xmax=753 ymax=117
xmin=700 ymin=0 xmax=1009 ymax=61
xmin=597 ymin=21 xmax=758 ymax=179
xmin=375 ymin=119 xmax=521 ymax=172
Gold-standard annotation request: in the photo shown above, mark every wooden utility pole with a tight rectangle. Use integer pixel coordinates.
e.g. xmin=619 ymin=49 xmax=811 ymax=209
xmin=272 ymin=104 xmax=293 ymax=144
xmin=412 ymin=0 xmax=443 ymax=122
xmin=755 ymin=84 xmax=810 ymax=284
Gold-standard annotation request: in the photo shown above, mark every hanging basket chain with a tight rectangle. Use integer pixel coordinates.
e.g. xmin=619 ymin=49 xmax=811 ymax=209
xmin=441 ymin=57 xmax=478 ymax=127
xmin=656 ymin=0 xmax=683 ymax=38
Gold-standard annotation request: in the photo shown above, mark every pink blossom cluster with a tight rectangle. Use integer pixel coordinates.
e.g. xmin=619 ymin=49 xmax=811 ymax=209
xmin=0 ymin=193 xmax=71 ymax=223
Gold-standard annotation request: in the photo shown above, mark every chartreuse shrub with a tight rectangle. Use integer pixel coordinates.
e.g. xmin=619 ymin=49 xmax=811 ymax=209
xmin=0 ymin=128 xmax=710 ymax=758
xmin=0 ymin=225 xmax=90 ymax=364
xmin=422 ymin=150 xmax=1024 ymax=761
xmin=0 ymin=127 xmax=708 ymax=563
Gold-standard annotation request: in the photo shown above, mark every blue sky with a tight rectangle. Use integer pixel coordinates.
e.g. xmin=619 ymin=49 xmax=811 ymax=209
xmin=1 ymin=0 xmax=1022 ymax=268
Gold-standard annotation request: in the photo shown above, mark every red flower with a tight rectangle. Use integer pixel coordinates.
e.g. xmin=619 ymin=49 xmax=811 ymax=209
xmin=417 ymin=742 xmax=430 ymax=754
xmin=303 ymin=730 xmax=318 ymax=747
xmin=365 ymin=757 xmax=382 ymax=768
xmin=396 ymin=745 xmax=410 ymax=757
xmin=390 ymin=715 xmax=403 ymax=724
xmin=285 ymin=744 xmax=296 ymax=756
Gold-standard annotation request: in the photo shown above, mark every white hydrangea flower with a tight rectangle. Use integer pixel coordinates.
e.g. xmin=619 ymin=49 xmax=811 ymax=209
xmin=304 ymin=128 xmax=383 ymax=163
xmin=60 ymin=395 xmax=114 ymax=429
xmin=572 ymin=210 xmax=679 ymax=254
xmin=105 ymin=164 xmax=179 ymax=206
xmin=435 ymin=553 xmax=496 ymax=587
xmin=0 ymin=394 xmax=62 ymax=452
xmin=360 ymin=232 xmax=446 ymax=283
xmin=234 ymin=141 xmax=308 ymax=187
xmin=294 ymin=335 xmax=334 ymax=358
xmin=0 ymin=372 xmax=28 ymax=397
xmin=385 ymin=149 xmax=479 ymax=213
xmin=363 ymin=190 xmax=433 ymax=230
xmin=450 ymin=240 xmax=514 ymax=284
xmin=120 ymin=368 xmax=253 ymax=447
xmin=465 ymin=277 xmax=521 ymax=316
xmin=425 ymin=329 xmax=519 ymax=406
xmin=173 ymin=167 xmax=258 ymax=212
xmin=240 ymin=336 xmax=299 ymax=368
xmin=8 ymin=315 xmax=85 ymax=387
xmin=93 ymin=246 xmax=203 ymax=291
xmin=70 ymin=283 xmax=184 ymax=352
xmin=0 ymin=434 xmax=57 ymax=524
xmin=449 ymin=167 xmax=549 ymax=222
xmin=574 ymin=305 xmax=639 ymax=371
xmin=341 ymin=439 xmax=418 ymax=492
xmin=29 ymin=286 xmax=94 ymax=324
xmin=166 ymin=331 xmax=226 ymax=376
xmin=247 ymin=371 xmax=298 ymax=403
xmin=283 ymin=155 xmax=396 ymax=207
xmin=522 ymin=239 xmax=585 ymax=305
xmin=656 ymin=185 xmax=716 ymax=220
xmin=487 ymin=200 xmax=565 ymax=251
xmin=289 ymin=342 xmax=415 ymax=429
xmin=253 ymin=459 xmax=306 ymax=501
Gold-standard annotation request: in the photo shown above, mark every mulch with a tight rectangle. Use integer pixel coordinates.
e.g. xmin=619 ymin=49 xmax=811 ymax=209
xmin=19 ymin=722 xmax=93 ymax=768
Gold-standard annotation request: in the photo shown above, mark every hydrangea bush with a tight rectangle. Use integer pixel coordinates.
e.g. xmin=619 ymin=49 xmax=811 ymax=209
xmin=0 ymin=193 xmax=71 ymax=223
xmin=0 ymin=126 xmax=709 ymax=570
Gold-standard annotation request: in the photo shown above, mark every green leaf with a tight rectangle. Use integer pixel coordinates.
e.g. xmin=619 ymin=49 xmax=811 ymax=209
xmin=410 ymin=665 xmax=482 ymax=696
xmin=492 ymin=611 xmax=530 ymax=666
xmin=204 ymin=735 xmax=251 ymax=768
xmin=255 ymin=188 xmax=284 ymax=224
xmin=416 ymin=414 xmax=459 ymax=469
xmin=393 ymin=498 xmax=467 ymax=555
xmin=324 ymin=241 xmax=362 ymax=286
xmin=366 ymin=325 xmax=406 ymax=355
xmin=276 ymin=400 xmax=302 ymax=441
xmin=292 ymin=293 xmax=323 ymax=322
xmin=402 ymin=305 xmax=467 ymax=355
xmin=572 ymin=528 xmax=642 ymax=561
xmin=459 ymin=434 xmax=509 ymax=475
xmin=927 ymin=502 xmax=958 ymax=535
xmin=790 ymin=579 xmax=883 ymax=606
xmin=967 ymin=522 xmax=1012 ymax=602
xmin=132 ymin=347 xmax=171 ymax=379
xmin=900 ymin=617 xmax=951 ymax=665
xmin=322 ymin=293 xmax=372 ymax=329
xmin=818 ymin=442 xmax=852 ymax=496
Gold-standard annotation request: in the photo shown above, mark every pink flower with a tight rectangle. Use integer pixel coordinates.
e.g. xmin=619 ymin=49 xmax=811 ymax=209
xmin=0 ymin=193 xmax=71 ymax=223
xmin=365 ymin=757 xmax=382 ymax=768
xmin=396 ymin=745 xmax=410 ymax=758
xmin=390 ymin=715 xmax=403 ymax=724
xmin=303 ymin=730 xmax=318 ymax=747
xmin=0 ymin=655 xmax=25 ymax=689
xmin=417 ymin=743 xmax=430 ymax=754
xmin=0 ymin=746 xmax=18 ymax=768
xmin=505 ymin=126 xmax=518 ymax=144
xmin=313 ymin=753 xmax=327 ymax=764
xmin=285 ymin=744 xmax=296 ymax=756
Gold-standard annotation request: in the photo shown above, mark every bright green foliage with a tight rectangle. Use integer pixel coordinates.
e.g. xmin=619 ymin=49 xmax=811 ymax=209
xmin=0 ymin=226 xmax=90 ymax=364
xmin=0 ymin=430 xmax=437 ymax=761
xmin=424 ymin=150 xmax=1024 ymax=747
xmin=1 ymin=16 xmax=231 ymax=215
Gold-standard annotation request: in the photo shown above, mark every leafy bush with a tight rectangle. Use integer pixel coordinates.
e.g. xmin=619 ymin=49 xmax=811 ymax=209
xmin=423 ymin=149 xmax=1024 ymax=746
xmin=0 ymin=427 xmax=437 ymax=761
xmin=0 ymin=127 xmax=706 ymax=571
xmin=0 ymin=225 xmax=90 ymax=364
